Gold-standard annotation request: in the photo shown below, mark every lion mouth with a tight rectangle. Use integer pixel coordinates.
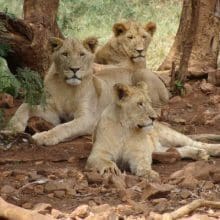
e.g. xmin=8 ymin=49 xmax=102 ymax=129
xmin=65 ymin=75 xmax=81 ymax=81
xmin=132 ymin=55 xmax=145 ymax=59
xmin=137 ymin=122 xmax=153 ymax=129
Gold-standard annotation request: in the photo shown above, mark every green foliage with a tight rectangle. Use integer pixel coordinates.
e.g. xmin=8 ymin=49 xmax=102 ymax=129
xmin=16 ymin=68 xmax=46 ymax=106
xmin=175 ymin=80 xmax=184 ymax=95
xmin=0 ymin=44 xmax=11 ymax=57
xmin=0 ymin=0 xmax=181 ymax=70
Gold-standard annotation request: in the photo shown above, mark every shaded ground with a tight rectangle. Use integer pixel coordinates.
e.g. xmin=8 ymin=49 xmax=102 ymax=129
xmin=0 ymin=80 xmax=220 ymax=219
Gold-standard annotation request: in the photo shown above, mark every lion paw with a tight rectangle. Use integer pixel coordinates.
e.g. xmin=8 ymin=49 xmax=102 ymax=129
xmin=196 ymin=149 xmax=209 ymax=161
xmin=32 ymin=131 xmax=59 ymax=146
xmin=99 ymin=162 xmax=121 ymax=176
xmin=136 ymin=168 xmax=160 ymax=182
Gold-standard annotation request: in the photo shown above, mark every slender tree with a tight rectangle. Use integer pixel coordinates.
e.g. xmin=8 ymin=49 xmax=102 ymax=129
xmin=159 ymin=0 xmax=220 ymax=79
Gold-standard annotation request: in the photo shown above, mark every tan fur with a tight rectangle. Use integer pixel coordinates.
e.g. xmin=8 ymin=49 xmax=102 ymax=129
xmin=7 ymin=38 xmax=167 ymax=145
xmin=94 ymin=20 xmax=169 ymax=110
xmin=95 ymin=20 xmax=156 ymax=65
xmin=86 ymin=83 xmax=220 ymax=179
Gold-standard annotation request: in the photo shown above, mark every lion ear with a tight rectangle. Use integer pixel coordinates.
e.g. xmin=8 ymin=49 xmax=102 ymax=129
xmin=113 ymin=22 xmax=127 ymax=36
xmin=114 ymin=83 xmax=131 ymax=102
xmin=83 ymin=37 xmax=99 ymax=53
xmin=48 ymin=37 xmax=64 ymax=52
xmin=145 ymin=22 xmax=156 ymax=36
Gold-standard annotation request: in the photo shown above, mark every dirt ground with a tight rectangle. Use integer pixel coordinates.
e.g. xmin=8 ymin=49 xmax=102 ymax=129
xmin=0 ymin=80 xmax=220 ymax=219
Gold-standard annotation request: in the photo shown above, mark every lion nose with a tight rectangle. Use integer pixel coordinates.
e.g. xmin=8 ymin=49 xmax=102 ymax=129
xmin=70 ymin=67 xmax=80 ymax=73
xmin=149 ymin=116 xmax=157 ymax=121
xmin=136 ymin=49 xmax=144 ymax=54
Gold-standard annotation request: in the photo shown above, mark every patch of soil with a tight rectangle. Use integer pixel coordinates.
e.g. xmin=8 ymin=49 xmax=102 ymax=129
xmin=0 ymin=80 xmax=220 ymax=219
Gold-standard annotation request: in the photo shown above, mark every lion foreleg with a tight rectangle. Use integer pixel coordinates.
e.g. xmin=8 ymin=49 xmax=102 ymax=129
xmin=32 ymin=115 xmax=95 ymax=146
xmin=6 ymin=103 xmax=60 ymax=133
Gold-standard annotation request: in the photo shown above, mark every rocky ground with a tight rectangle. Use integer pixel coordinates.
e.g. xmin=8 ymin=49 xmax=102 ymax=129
xmin=0 ymin=79 xmax=220 ymax=219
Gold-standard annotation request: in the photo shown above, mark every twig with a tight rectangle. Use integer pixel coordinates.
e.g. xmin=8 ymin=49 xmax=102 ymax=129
xmin=149 ymin=199 xmax=220 ymax=220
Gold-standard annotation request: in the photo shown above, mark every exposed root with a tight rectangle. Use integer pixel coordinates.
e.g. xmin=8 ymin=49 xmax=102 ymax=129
xmin=0 ymin=197 xmax=56 ymax=220
xmin=149 ymin=199 xmax=220 ymax=220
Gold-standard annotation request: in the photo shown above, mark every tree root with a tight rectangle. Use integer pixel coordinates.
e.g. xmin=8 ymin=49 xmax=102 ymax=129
xmin=0 ymin=197 xmax=55 ymax=220
xmin=149 ymin=199 xmax=220 ymax=220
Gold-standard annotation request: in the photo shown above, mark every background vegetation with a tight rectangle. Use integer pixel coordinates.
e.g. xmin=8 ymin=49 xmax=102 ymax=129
xmin=0 ymin=0 xmax=181 ymax=109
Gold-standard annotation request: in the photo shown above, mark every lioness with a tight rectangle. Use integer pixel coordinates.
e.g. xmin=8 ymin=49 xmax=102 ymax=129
xmin=6 ymin=37 xmax=169 ymax=145
xmin=86 ymin=82 xmax=220 ymax=180
xmin=94 ymin=20 xmax=169 ymax=109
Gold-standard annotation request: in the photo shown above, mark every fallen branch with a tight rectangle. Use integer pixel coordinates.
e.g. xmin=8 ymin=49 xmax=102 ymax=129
xmin=0 ymin=197 xmax=56 ymax=220
xmin=149 ymin=199 xmax=220 ymax=220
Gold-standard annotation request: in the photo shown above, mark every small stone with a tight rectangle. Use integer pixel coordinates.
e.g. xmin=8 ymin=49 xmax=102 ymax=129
xmin=200 ymin=79 xmax=215 ymax=94
xmin=35 ymin=161 xmax=44 ymax=165
xmin=54 ymin=190 xmax=65 ymax=198
xmin=33 ymin=203 xmax=52 ymax=215
xmin=70 ymin=205 xmax=90 ymax=218
xmin=34 ymin=185 xmax=44 ymax=194
xmin=1 ymin=185 xmax=15 ymax=194
xmin=186 ymin=103 xmax=193 ymax=108
xmin=169 ymin=96 xmax=182 ymax=104
xmin=184 ymin=83 xmax=193 ymax=95
xmin=51 ymin=209 xmax=66 ymax=219
xmin=151 ymin=198 xmax=168 ymax=205
xmin=47 ymin=193 xmax=54 ymax=198
xmin=1 ymin=171 xmax=12 ymax=177
xmin=68 ymin=156 xmax=76 ymax=163
xmin=209 ymin=95 xmax=220 ymax=105
xmin=29 ymin=171 xmax=42 ymax=181
xmin=22 ymin=202 xmax=33 ymax=209
xmin=173 ymin=118 xmax=186 ymax=124
xmin=203 ymin=181 xmax=214 ymax=190
xmin=180 ymin=189 xmax=191 ymax=199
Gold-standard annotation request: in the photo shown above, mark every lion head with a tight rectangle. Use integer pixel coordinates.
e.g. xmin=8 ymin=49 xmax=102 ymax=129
xmin=111 ymin=20 xmax=156 ymax=63
xmin=48 ymin=37 xmax=97 ymax=86
xmin=114 ymin=81 xmax=157 ymax=130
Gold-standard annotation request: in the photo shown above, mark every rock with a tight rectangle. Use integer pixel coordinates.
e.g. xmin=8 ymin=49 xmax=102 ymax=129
xmin=0 ymin=93 xmax=14 ymax=108
xmin=209 ymin=95 xmax=220 ymax=105
xmin=33 ymin=185 xmax=44 ymax=195
xmin=169 ymin=96 xmax=182 ymax=104
xmin=54 ymin=190 xmax=65 ymax=198
xmin=22 ymin=202 xmax=33 ymax=209
xmin=200 ymin=79 xmax=215 ymax=94
xmin=184 ymin=83 xmax=193 ymax=95
xmin=208 ymin=69 xmax=220 ymax=86
xmin=203 ymin=181 xmax=214 ymax=190
xmin=91 ymin=204 xmax=112 ymax=214
xmin=33 ymin=203 xmax=52 ymax=215
xmin=44 ymin=180 xmax=74 ymax=193
xmin=154 ymin=199 xmax=169 ymax=213
xmin=85 ymin=171 xmax=103 ymax=184
xmin=180 ymin=189 xmax=191 ymax=199
xmin=1 ymin=185 xmax=15 ymax=194
xmin=26 ymin=117 xmax=54 ymax=134
xmin=186 ymin=103 xmax=193 ymax=108
xmin=29 ymin=171 xmax=42 ymax=181
xmin=173 ymin=118 xmax=186 ymax=124
xmin=70 ymin=204 xmax=90 ymax=219
xmin=51 ymin=209 xmax=66 ymax=219
xmin=152 ymin=148 xmax=181 ymax=164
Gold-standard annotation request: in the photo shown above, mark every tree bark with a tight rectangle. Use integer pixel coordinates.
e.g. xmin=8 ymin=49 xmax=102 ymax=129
xmin=159 ymin=0 xmax=220 ymax=78
xmin=0 ymin=0 xmax=63 ymax=77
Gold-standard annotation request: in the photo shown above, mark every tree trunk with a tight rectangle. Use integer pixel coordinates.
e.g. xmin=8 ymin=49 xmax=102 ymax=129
xmin=0 ymin=0 xmax=63 ymax=77
xmin=159 ymin=0 xmax=220 ymax=78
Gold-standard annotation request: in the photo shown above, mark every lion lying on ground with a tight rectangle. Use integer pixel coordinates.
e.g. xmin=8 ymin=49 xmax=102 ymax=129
xmin=6 ymin=37 xmax=169 ymax=145
xmin=94 ymin=20 xmax=169 ymax=109
xmin=86 ymin=82 xmax=220 ymax=180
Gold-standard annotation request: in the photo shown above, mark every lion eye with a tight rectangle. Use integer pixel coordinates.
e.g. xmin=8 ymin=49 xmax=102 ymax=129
xmin=142 ymin=35 xmax=147 ymax=39
xmin=80 ymin=52 xmax=85 ymax=57
xmin=137 ymin=102 xmax=143 ymax=107
xmin=127 ymin=35 xmax=133 ymax=39
xmin=62 ymin=52 xmax=68 ymax=57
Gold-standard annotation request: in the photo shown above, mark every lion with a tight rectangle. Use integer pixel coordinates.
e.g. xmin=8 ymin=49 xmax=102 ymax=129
xmin=86 ymin=82 xmax=220 ymax=180
xmin=94 ymin=20 xmax=169 ymax=110
xmin=95 ymin=20 xmax=156 ymax=65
